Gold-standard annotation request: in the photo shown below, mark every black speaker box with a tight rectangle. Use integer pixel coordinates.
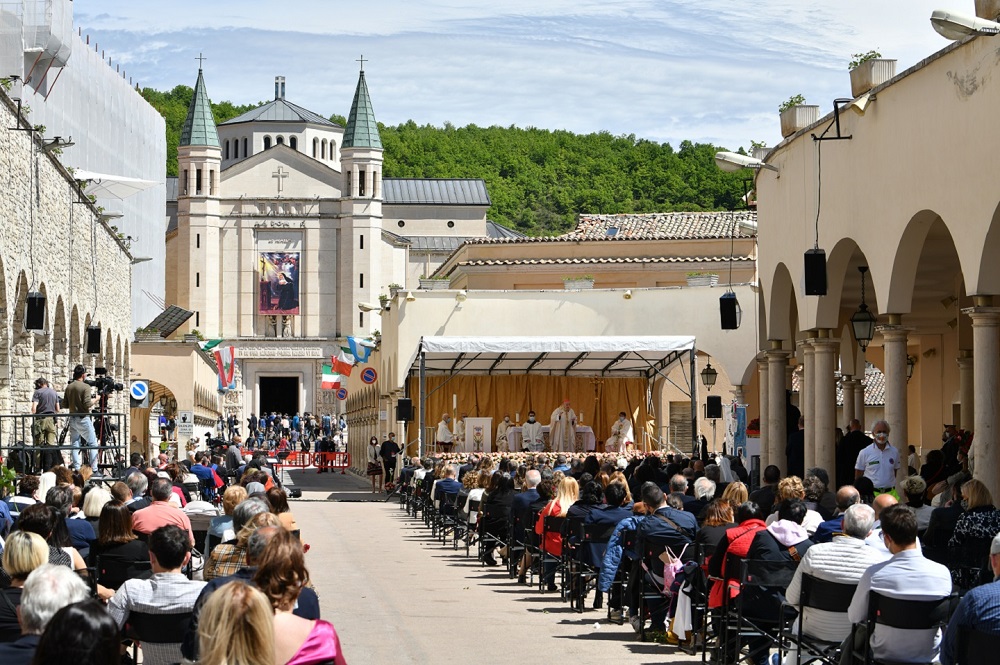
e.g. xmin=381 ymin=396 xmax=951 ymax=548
xmin=706 ymin=395 xmax=723 ymax=419
xmin=396 ymin=398 xmax=413 ymax=422
xmin=720 ymin=292 xmax=740 ymax=330
xmin=85 ymin=326 xmax=102 ymax=355
xmin=25 ymin=293 xmax=45 ymax=330
xmin=804 ymin=248 xmax=828 ymax=296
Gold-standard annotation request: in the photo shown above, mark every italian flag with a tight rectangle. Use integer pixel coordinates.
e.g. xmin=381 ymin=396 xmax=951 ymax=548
xmin=321 ymin=365 xmax=341 ymax=390
xmin=332 ymin=348 xmax=355 ymax=376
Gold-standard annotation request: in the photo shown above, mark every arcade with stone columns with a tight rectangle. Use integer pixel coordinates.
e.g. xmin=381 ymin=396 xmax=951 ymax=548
xmin=752 ymin=26 xmax=1000 ymax=500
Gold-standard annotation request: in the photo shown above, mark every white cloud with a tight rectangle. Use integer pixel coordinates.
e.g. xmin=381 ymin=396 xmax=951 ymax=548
xmin=75 ymin=0 xmax=955 ymax=149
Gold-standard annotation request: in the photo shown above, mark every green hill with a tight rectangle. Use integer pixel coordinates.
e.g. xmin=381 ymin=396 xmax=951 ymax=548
xmin=142 ymin=85 xmax=751 ymax=236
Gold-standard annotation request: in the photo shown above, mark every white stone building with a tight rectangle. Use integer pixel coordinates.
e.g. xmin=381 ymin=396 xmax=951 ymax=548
xmin=162 ymin=67 xmax=517 ymax=421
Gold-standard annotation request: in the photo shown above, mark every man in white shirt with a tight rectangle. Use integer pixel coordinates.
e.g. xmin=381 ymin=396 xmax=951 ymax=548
xmin=521 ymin=410 xmax=545 ymax=452
xmin=784 ymin=504 xmax=888 ymax=660
xmin=847 ymin=505 xmax=953 ymax=664
xmin=436 ymin=413 xmax=454 ymax=452
xmin=855 ymin=420 xmax=901 ymax=498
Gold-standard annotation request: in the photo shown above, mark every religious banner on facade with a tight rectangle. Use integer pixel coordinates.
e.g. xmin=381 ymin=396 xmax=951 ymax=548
xmin=214 ymin=346 xmax=237 ymax=391
xmin=258 ymin=252 xmax=300 ymax=315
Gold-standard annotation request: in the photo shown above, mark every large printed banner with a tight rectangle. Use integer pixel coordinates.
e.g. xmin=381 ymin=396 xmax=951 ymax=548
xmin=258 ymin=252 xmax=300 ymax=315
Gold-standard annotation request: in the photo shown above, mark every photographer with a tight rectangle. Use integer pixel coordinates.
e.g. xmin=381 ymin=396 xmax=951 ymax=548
xmin=63 ymin=365 xmax=98 ymax=471
xmin=31 ymin=377 xmax=61 ymax=470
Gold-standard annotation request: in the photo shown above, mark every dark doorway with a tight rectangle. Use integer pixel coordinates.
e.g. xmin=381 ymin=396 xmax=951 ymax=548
xmin=259 ymin=376 xmax=300 ymax=415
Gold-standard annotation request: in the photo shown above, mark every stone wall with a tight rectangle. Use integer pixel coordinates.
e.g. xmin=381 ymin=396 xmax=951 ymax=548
xmin=0 ymin=90 xmax=133 ymax=417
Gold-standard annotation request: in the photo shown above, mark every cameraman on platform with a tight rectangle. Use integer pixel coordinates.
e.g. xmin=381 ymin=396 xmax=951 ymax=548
xmin=64 ymin=364 xmax=98 ymax=471
xmin=31 ymin=377 xmax=60 ymax=470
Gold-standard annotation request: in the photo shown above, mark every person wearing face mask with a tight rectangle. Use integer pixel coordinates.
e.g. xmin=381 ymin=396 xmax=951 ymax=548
xmin=855 ymin=420 xmax=901 ymax=499
xmin=605 ymin=411 xmax=634 ymax=453
xmin=436 ymin=413 xmax=455 ymax=453
xmin=522 ymin=411 xmax=544 ymax=452
xmin=496 ymin=414 xmax=512 ymax=453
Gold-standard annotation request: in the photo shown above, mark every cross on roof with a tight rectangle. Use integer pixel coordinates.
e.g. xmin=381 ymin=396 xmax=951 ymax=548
xmin=196 ymin=53 xmax=206 ymax=69
xmin=272 ymin=166 xmax=289 ymax=195
xmin=357 ymin=54 xmax=366 ymax=72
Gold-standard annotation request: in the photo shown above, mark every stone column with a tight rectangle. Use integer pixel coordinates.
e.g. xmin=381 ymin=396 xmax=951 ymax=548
xmin=757 ymin=357 xmax=769 ymax=472
xmin=878 ymin=318 xmax=910 ymax=458
xmin=842 ymin=376 xmax=856 ymax=427
xmin=964 ymin=301 xmax=1000 ymax=501
xmin=732 ymin=385 xmax=745 ymax=406
xmin=766 ymin=343 xmax=790 ymax=476
xmin=854 ymin=377 xmax=866 ymax=429
xmin=812 ymin=334 xmax=839 ymax=477
xmin=957 ymin=350 xmax=975 ymax=431
xmin=800 ymin=338 xmax=816 ymax=471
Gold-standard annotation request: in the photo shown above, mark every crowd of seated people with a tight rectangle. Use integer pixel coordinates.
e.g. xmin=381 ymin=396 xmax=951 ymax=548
xmin=398 ymin=448 xmax=1000 ymax=664
xmin=0 ymin=452 xmax=348 ymax=665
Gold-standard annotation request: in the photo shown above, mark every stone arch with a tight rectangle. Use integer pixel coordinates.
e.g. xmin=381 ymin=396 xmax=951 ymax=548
xmin=11 ymin=271 xmax=32 ymax=412
xmin=814 ymin=238 xmax=879 ymax=331
xmin=33 ymin=282 xmax=52 ymax=387
xmin=974 ymin=200 xmax=1000 ymax=296
xmin=0 ymin=257 xmax=9 ymax=412
xmin=69 ymin=305 xmax=81 ymax=367
xmin=104 ymin=328 xmax=114 ymax=374
xmin=52 ymin=297 xmax=67 ymax=391
xmin=115 ymin=335 xmax=123 ymax=379
xmin=887 ymin=214 xmax=964 ymax=327
xmin=766 ymin=262 xmax=798 ymax=343
xmin=884 ymin=210 xmax=952 ymax=314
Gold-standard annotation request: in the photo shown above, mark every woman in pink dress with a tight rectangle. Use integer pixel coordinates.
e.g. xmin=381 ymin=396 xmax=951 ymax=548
xmin=254 ymin=528 xmax=348 ymax=665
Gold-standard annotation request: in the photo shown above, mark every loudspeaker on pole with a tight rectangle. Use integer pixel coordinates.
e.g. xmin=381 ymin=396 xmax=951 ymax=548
xmin=706 ymin=395 xmax=723 ymax=419
xmin=396 ymin=398 xmax=413 ymax=422
xmin=85 ymin=326 xmax=102 ymax=355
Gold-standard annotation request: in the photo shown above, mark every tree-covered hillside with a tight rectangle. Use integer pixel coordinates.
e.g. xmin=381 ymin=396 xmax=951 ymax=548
xmin=142 ymin=85 xmax=750 ymax=236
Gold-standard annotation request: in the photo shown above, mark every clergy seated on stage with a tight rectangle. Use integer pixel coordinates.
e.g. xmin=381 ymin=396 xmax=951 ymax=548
xmin=436 ymin=414 xmax=455 ymax=452
xmin=522 ymin=411 xmax=545 ymax=452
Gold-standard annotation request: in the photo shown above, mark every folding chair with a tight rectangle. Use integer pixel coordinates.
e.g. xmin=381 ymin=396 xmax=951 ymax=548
xmin=853 ymin=590 xmax=957 ymax=665
xmin=95 ymin=553 xmax=152 ymax=591
xmin=127 ymin=610 xmax=193 ymax=664
xmin=957 ymin=626 xmax=1000 ymax=664
xmin=438 ymin=492 xmax=461 ymax=546
xmin=463 ymin=498 xmax=481 ymax=557
xmin=539 ymin=515 xmax=566 ymax=594
xmin=567 ymin=519 xmax=616 ymax=613
xmin=634 ymin=535 xmax=670 ymax=640
xmin=779 ymin=573 xmax=857 ymax=665
xmin=479 ymin=502 xmax=510 ymax=567
xmin=731 ymin=558 xmax=798 ymax=665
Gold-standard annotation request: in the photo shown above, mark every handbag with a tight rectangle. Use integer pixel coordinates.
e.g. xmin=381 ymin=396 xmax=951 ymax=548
xmin=658 ymin=542 xmax=689 ymax=593
xmin=367 ymin=460 xmax=382 ymax=475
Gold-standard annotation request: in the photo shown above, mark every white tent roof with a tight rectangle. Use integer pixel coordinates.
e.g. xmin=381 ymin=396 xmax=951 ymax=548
xmin=73 ymin=169 xmax=159 ymax=200
xmin=416 ymin=335 xmax=695 ymax=379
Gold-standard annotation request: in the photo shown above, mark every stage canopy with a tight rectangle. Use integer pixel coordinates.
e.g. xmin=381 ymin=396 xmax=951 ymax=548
xmin=414 ymin=335 xmax=696 ymax=379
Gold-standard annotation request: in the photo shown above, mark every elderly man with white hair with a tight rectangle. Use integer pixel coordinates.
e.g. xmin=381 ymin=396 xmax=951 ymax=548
xmin=782 ymin=504 xmax=890 ymax=662
xmin=0 ymin=564 xmax=89 ymax=665
xmin=855 ymin=419 xmax=902 ymax=498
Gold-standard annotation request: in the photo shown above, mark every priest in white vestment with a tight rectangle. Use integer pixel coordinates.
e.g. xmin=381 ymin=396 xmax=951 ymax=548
xmin=549 ymin=400 xmax=577 ymax=453
xmin=522 ymin=411 xmax=545 ymax=452
xmin=454 ymin=413 xmax=467 ymax=450
xmin=605 ymin=411 xmax=634 ymax=452
xmin=436 ymin=414 xmax=454 ymax=451
xmin=496 ymin=415 xmax=512 ymax=453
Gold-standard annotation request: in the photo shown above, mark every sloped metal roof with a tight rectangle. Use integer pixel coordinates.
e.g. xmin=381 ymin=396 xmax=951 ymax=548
xmin=486 ymin=220 xmax=525 ymax=239
xmin=408 ymin=236 xmax=469 ymax=251
xmin=383 ymin=178 xmax=491 ymax=206
xmin=180 ymin=69 xmax=220 ymax=148
xmin=342 ymin=70 xmax=382 ymax=149
xmin=166 ymin=177 xmax=178 ymax=203
xmin=220 ymin=98 xmax=338 ymax=127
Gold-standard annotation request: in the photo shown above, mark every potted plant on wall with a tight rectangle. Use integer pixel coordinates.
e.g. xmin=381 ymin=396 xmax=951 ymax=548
xmin=418 ymin=274 xmax=451 ymax=290
xmin=387 ymin=282 xmax=403 ymax=299
xmin=563 ymin=275 xmax=595 ymax=290
xmin=685 ymin=272 xmax=719 ymax=287
xmin=849 ymin=50 xmax=896 ymax=97
xmin=778 ymin=94 xmax=820 ymax=138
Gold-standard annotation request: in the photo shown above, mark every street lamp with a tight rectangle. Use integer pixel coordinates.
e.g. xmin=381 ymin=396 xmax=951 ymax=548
xmin=714 ymin=151 xmax=779 ymax=173
xmin=700 ymin=359 xmax=718 ymax=391
xmin=906 ymin=355 xmax=916 ymax=382
xmin=851 ymin=266 xmax=877 ymax=351
xmin=931 ymin=10 xmax=1000 ymax=39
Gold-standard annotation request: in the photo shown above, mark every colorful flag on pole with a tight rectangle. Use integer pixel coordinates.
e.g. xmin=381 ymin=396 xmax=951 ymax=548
xmin=332 ymin=348 xmax=355 ymax=376
xmin=199 ymin=339 xmax=224 ymax=352
xmin=321 ymin=365 xmax=342 ymax=390
xmin=213 ymin=346 xmax=237 ymax=390
xmin=346 ymin=336 xmax=376 ymax=364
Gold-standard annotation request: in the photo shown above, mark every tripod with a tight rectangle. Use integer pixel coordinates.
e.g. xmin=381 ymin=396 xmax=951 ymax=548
xmin=91 ymin=391 xmax=120 ymax=474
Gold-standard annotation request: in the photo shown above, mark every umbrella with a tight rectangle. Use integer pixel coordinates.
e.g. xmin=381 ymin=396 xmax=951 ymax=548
xmin=73 ymin=169 xmax=159 ymax=200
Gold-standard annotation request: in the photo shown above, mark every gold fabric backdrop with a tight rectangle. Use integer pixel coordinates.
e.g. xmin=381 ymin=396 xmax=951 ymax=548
xmin=407 ymin=374 xmax=651 ymax=451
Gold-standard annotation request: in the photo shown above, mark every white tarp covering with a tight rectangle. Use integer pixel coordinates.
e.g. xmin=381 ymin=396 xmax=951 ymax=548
xmin=73 ymin=169 xmax=160 ymax=199
xmin=417 ymin=335 xmax=695 ymax=378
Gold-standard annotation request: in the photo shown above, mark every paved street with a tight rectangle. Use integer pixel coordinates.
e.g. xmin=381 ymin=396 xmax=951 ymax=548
xmin=291 ymin=471 xmax=700 ymax=665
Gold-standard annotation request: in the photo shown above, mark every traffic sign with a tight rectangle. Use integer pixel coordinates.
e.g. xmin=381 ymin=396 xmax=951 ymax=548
xmin=361 ymin=367 xmax=378 ymax=384
xmin=336 ymin=388 xmax=348 ymax=400
xmin=130 ymin=381 xmax=149 ymax=401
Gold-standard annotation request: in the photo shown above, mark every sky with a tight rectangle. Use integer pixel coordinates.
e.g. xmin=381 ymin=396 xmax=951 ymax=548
xmin=75 ymin=0 xmax=954 ymax=151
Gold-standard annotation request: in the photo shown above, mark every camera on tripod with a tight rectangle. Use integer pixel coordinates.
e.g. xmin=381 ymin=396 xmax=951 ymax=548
xmin=84 ymin=367 xmax=124 ymax=395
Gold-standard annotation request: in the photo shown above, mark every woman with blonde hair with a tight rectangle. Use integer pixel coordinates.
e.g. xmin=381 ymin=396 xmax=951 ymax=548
xmin=0 ymin=531 xmax=48 ymax=640
xmin=765 ymin=476 xmax=823 ymax=534
xmin=198 ymin=580 xmax=275 ymax=665
xmin=254 ymin=529 xmax=348 ymax=665
xmin=82 ymin=486 xmax=112 ymax=530
xmin=721 ymin=481 xmax=748 ymax=507
xmin=609 ymin=471 xmax=633 ymax=504
xmin=534 ymin=477 xmax=578 ymax=591
xmin=208 ymin=485 xmax=247 ymax=553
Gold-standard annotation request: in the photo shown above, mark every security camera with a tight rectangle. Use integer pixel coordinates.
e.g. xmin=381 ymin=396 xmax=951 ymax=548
xmin=714 ymin=151 xmax=779 ymax=173
xmin=931 ymin=10 xmax=1000 ymax=39
xmin=357 ymin=302 xmax=382 ymax=312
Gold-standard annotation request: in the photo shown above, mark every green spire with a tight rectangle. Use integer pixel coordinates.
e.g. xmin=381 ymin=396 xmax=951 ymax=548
xmin=180 ymin=69 xmax=220 ymax=148
xmin=342 ymin=68 xmax=382 ymax=149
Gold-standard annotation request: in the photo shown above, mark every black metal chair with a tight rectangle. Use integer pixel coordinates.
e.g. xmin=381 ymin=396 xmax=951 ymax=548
xmin=957 ymin=626 xmax=1000 ymax=664
xmin=539 ymin=515 xmax=566 ymax=594
xmin=94 ymin=553 xmax=152 ymax=591
xmin=731 ymin=558 xmax=799 ymax=665
xmin=127 ymin=610 xmax=193 ymax=664
xmin=438 ymin=492 xmax=461 ymax=546
xmin=779 ymin=573 xmax=857 ymax=665
xmin=462 ymin=498 xmax=481 ymax=556
xmin=567 ymin=518 xmax=617 ymax=613
xmin=479 ymin=502 xmax=510 ymax=566
xmin=854 ymin=590 xmax=958 ymax=665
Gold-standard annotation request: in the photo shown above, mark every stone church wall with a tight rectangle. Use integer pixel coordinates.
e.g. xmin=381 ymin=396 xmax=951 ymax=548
xmin=0 ymin=91 xmax=132 ymax=417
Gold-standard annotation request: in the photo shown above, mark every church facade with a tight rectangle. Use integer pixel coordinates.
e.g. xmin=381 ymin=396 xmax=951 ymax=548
xmin=163 ymin=66 xmax=514 ymax=423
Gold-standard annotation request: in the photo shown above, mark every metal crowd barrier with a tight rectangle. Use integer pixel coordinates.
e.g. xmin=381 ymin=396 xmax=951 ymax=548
xmin=273 ymin=451 xmax=351 ymax=472
xmin=0 ymin=412 xmax=128 ymax=479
